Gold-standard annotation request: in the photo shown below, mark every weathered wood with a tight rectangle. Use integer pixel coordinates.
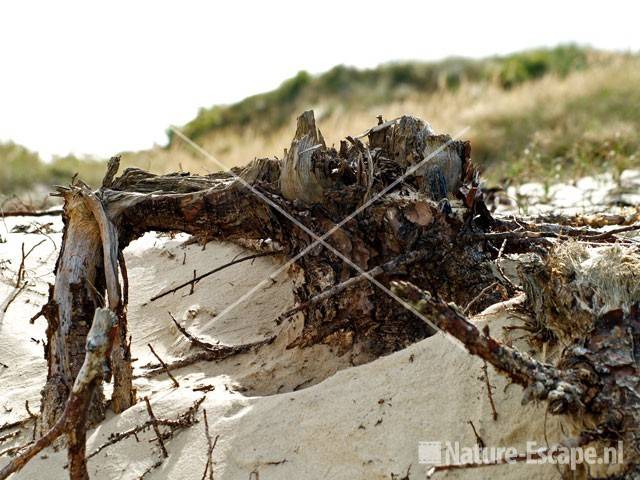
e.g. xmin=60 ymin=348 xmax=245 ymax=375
xmin=367 ymin=115 xmax=470 ymax=199
xmin=40 ymin=112 xmax=491 ymax=425
xmin=40 ymin=190 xmax=107 ymax=431
xmin=280 ymin=110 xmax=330 ymax=204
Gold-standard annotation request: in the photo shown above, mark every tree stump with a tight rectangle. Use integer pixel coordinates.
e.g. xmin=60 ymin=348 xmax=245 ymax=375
xmin=27 ymin=110 xmax=640 ymax=478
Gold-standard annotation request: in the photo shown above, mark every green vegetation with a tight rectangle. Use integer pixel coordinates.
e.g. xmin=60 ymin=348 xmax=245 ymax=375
xmin=470 ymin=68 xmax=640 ymax=182
xmin=0 ymin=142 xmax=104 ymax=196
xmin=177 ymin=45 xmax=592 ymax=142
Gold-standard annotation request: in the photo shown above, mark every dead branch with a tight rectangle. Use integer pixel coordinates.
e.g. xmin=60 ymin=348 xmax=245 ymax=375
xmin=147 ymin=344 xmax=179 ymax=388
xmin=467 ymin=420 xmax=485 ymax=449
xmin=495 ymin=238 xmax=519 ymax=294
xmin=390 ymin=281 xmax=586 ymax=413
xmin=144 ymin=397 xmax=168 ymax=458
xmin=463 ymin=282 xmax=498 ymax=315
xmin=0 ymin=431 xmax=20 ymax=445
xmin=25 ymin=401 xmax=38 ymax=441
xmin=579 ymin=223 xmax=640 ymax=240
xmin=150 ymin=251 xmax=283 ymax=302
xmin=139 ymin=337 xmax=275 ymax=378
xmin=169 ymin=312 xmax=217 ymax=351
xmin=189 ymin=270 xmax=196 ymax=295
xmin=2 ymin=282 xmax=28 ymax=313
xmin=0 ymin=418 xmax=30 ymax=434
xmin=84 ymin=398 xmax=203 ymax=463
xmin=138 ymin=460 xmax=163 ymax=479
xmin=15 ymin=239 xmax=45 ymax=287
xmin=0 ymin=442 xmax=33 ymax=459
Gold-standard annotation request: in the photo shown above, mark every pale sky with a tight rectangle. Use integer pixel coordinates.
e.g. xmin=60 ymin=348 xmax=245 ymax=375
xmin=1 ymin=0 xmax=639 ymax=160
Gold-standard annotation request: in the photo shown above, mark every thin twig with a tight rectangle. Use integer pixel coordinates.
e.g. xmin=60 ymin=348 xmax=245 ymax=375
xmin=0 ymin=442 xmax=33 ymax=458
xmin=118 ymin=251 xmax=129 ymax=307
xmin=471 ymin=222 xmax=640 ymax=244
xmin=201 ymin=410 xmax=219 ymax=480
xmin=0 ymin=418 xmax=30 ymax=434
xmin=2 ymin=282 xmax=28 ymax=313
xmin=151 ymin=251 xmax=282 ymax=302
xmin=580 ymin=223 xmax=640 ymax=240
xmin=139 ymin=460 xmax=163 ymax=479
xmin=189 ymin=270 xmax=197 ymax=295
xmin=495 ymin=239 xmax=518 ymax=295
xmin=463 ymin=282 xmax=498 ymax=314
xmin=0 ymin=431 xmax=20 ymax=445
xmin=85 ymin=398 xmax=204 ymax=462
xmin=144 ymin=397 xmax=168 ymax=458
xmin=467 ymin=421 xmax=485 ymax=449
xmin=169 ymin=312 xmax=216 ymax=350
xmin=147 ymin=344 xmax=179 ymax=388
xmin=24 ymin=401 xmax=38 ymax=441
xmin=15 ymin=239 xmax=45 ymax=287
xmin=481 ymin=361 xmax=498 ymax=421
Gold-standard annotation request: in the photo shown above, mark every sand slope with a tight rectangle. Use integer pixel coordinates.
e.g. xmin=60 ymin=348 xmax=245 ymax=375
xmin=0 ymin=212 xmax=568 ymax=479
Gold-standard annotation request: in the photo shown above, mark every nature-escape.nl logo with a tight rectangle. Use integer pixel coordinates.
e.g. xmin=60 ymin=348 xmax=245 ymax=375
xmin=419 ymin=440 xmax=624 ymax=471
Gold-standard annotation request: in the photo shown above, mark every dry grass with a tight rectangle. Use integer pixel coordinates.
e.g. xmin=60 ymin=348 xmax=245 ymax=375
xmin=121 ymin=55 xmax=640 ymax=185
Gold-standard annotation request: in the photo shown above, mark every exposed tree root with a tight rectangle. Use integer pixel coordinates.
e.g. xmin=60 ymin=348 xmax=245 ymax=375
xmin=17 ymin=109 xmax=640 ymax=478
